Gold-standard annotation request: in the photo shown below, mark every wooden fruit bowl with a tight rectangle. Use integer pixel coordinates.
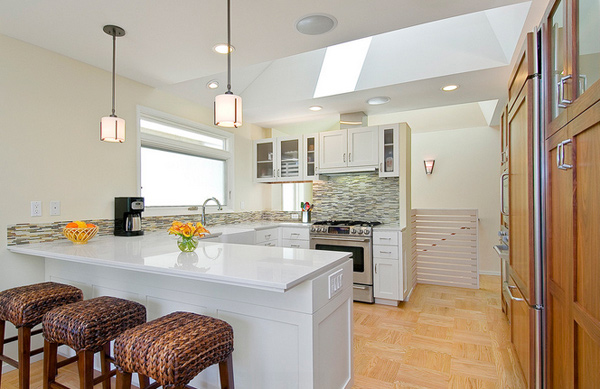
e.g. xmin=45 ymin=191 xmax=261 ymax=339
xmin=63 ymin=226 xmax=98 ymax=244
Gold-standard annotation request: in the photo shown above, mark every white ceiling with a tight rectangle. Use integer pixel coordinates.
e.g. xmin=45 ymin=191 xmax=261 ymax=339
xmin=0 ymin=0 xmax=546 ymax=132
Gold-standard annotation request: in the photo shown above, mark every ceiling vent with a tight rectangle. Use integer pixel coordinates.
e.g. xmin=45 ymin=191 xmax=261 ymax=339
xmin=339 ymin=112 xmax=367 ymax=128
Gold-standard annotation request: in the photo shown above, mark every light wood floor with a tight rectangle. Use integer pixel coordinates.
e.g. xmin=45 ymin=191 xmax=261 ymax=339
xmin=1 ymin=275 xmax=525 ymax=389
xmin=353 ymin=275 xmax=526 ymax=388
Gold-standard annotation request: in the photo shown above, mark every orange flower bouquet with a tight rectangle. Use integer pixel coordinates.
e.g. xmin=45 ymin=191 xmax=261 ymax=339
xmin=168 ymin=221 xmax=210 ymax=252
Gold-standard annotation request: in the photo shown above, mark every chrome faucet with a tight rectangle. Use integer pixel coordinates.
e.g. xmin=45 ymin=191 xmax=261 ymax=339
xmin=201 ymin=197 xmax=222 ymax=226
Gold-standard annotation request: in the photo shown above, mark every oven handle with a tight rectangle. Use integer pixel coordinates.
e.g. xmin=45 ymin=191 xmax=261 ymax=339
xmin=310 ymin=236 xmax=372 ymax=243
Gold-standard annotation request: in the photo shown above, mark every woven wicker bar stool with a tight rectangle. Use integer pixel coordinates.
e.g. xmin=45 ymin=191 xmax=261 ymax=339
xmin=42 ymin=295 xmax=146 ymax=389
xmin=114 ymin=311 xmax=234 ymax=389
xmin=0 ymin=282 xmax=83 ymax=389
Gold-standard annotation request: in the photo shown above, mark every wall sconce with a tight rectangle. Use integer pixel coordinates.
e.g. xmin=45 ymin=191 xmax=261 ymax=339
xmin=424 ymin=160 xmax=435 ymax=175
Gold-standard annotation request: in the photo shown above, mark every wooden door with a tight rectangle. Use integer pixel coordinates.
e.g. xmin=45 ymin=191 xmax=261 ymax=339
xmin=546 ymin=87 xmax=600 ymax=388
xmin=545 ymin=126 xmax=574 ymax=389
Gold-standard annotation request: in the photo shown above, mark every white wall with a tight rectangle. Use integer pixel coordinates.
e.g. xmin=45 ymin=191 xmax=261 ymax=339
xmin=410 ymin=126 xmax=501 ymax=274
xmin=0 ymin=33 xmax=268 ymax=295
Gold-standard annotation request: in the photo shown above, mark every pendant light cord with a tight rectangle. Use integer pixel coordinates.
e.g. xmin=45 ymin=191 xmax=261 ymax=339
xmin=111 ymin=31 xmax=117 ymax=116
xmin=226 ymin=0 xmax=232 ymax=94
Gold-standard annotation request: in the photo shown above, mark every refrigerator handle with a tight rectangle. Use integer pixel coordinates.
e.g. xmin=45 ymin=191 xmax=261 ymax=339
xmin=505 ymin=283 xmax=525 ymax=302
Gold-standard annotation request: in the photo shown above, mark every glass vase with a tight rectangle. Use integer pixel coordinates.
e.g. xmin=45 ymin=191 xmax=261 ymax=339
xmin=177 ymin=235 xmax=199 ymax=252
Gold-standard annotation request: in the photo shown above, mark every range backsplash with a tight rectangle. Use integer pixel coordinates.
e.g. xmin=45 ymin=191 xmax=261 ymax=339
xmin=312 ymin=172 xmax=400 ymax=224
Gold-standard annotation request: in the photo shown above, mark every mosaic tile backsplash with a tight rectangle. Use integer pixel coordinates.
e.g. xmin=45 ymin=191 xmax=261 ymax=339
xmin=312 ymin=172 xmax=400 ymax=224
xmin=6 ymin=211 xmax=299 ymax=246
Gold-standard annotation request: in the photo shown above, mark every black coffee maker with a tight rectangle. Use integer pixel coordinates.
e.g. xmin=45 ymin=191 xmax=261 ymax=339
xmin=114 ymin=197 xmax=144 ymax=236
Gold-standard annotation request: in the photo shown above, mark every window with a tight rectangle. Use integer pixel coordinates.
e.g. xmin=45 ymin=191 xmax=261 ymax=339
xmin=282 ymin=182 xmax=313 ymax=211
xmin=138 ymin=108 xmax=234 ymax=208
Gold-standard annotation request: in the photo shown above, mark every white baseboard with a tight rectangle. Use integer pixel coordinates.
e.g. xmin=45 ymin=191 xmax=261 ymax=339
xmin=479 ymin=270 xmax=501 ymax=276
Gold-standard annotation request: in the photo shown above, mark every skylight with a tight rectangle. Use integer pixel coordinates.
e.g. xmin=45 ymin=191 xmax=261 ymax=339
xmin=313 ymin=37 xmax=372 ymax=98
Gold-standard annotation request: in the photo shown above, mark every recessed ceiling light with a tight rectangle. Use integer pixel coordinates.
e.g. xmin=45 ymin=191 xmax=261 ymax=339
xmin=367 ymin=96 xmax=391 ymax=105
xmin=441 ymin=84 xmax=459 ymax=92
xmin=207 ymin=80 xmax=219 ymax=89
xmin=213 ymin=44 xmax=234 ymax=54
xmin=309 ymin=105 xmax=322 ymax=111
xmin=296 ymin=14 xmax=338 ymax=35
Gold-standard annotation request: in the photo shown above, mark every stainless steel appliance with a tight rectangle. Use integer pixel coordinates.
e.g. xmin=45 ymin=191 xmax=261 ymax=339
xmin=309 ymin=220 xmax=381 ymax=303
xmin=114 ymin=197 xmax=145 ymax=236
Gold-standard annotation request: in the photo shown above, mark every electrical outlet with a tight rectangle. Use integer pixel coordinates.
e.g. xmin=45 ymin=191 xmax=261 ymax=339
xmin=31 ymin=201 xmax=42 ymax=217
xmin=50 ymin=201 xmax=61 ymax=216
xmin=291 ymin=213 xmax=299 ymax=220
xmin=328 ymin=269 xmax=344 ymax=299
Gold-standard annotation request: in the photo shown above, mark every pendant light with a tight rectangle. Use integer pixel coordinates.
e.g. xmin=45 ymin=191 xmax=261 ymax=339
xmin=100 ymin=25 xmax=126 ymax=142
xmin=214 ymin=0 xmax=242 ymax=128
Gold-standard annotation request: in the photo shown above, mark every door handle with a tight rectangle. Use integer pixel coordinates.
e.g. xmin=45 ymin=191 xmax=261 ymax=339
xmin=500 ymin=173 xmax=509 ymax=216
xmin=558 ymin=75 xmax=572 ymax=108
xmin=504 ymin=283 xmax=525 ymax=302
xmin=353 ymin=285 xmax=368 ymax=290
xmin=343 ymin=153 xmax=346 ymax=162
xmin=558 ymin=139 xmax=573 ymax=170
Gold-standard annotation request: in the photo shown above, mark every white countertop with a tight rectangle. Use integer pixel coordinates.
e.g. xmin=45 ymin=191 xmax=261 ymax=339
xmin=8 ymin=230 xmax=349 ymax=293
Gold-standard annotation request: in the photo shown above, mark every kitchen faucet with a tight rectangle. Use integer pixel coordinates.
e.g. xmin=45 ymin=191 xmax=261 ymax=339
xmin=201 ymin=197 xmax=222 ymax=226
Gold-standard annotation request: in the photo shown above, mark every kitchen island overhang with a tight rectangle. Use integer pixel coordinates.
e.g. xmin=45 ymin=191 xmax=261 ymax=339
xmin=8 ymin=232 xmax=354 ymax=389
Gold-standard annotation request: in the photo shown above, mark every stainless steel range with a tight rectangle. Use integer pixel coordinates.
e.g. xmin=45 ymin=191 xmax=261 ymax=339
xmin=309 ymin=220 xmax=381 ymax=303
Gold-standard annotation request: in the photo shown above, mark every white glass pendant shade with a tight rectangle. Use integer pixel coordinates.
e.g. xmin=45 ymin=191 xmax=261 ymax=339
xmin=214 ymin=93 xmax=242 ymax=128
xmin=100 ymin=116 xmax=126 ymax=143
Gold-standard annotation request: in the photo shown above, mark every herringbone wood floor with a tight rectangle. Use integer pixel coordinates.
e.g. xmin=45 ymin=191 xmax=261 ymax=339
xmin=352 ymin=275 xmax=526 ymax=388
xmin=1 ymin=275 xmax=525 ymax=388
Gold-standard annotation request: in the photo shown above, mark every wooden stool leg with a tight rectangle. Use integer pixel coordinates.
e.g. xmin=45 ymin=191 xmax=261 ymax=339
xmin=138 ymin=374 xmax=150 ymax=389
xmin=116 ymin=370 xmax=132 ymax=389
xmin=78 ymin=349 xmax=95 ymax=389
xmin=0 ymin=320 xmax=5 ymax=389
xmin=18 ymin=326 xmax=32 ymax=389
xmin=218 ymin=354 xmax=235 ymax=389
xmin=43 ymin=340 xmax=58 ymax=389
xmin=100 ymin=342 xmax=112 ymax=389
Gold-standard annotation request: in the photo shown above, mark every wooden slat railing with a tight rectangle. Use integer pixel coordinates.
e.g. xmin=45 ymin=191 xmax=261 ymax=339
xmin=411 ymin=209 xmax=479 ymax=289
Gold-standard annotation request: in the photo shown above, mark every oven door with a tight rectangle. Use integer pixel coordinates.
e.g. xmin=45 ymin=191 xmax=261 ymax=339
xmin=310 ymin=236 xmax=373 ymax=286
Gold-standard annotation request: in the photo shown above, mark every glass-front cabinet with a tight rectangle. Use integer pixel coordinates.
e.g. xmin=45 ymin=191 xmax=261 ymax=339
xmin=277 ymin=136 xmax=302 ymax=181
xmin=253 ymin=136 xmax=303 ymax=183
xmin=303 ymin=133 xmax=318 ymax=180
xmin=254 ymin=139 xmax=276 ymax=183
xmin=544 ymin=0 xmax=600 ymax=137
xmin=378 ymin=124 xmax=400 ymax=177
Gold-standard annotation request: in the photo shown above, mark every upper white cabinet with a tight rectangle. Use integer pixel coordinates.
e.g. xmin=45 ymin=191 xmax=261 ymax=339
xmin=378 ymin=124 xmax=400 ymax=177
xmin=253 ymin=136 xmax=303 ymax=183
xmin=319 ymin=127 xmax=379 ymax=173
xmin=303 ymin=133 xmax=319 ymax=180
xmin=319 ymin=129 xmax=347 ymax=170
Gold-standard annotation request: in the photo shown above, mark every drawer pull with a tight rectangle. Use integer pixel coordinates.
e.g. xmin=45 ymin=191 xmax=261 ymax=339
xmin=265 ymin=234 xmax=271 ymax=239
xmin=379 ymin=251 xmax=392 ymax=254
xmin=291 ymin=233 xmax=300 ymax=237
xmin=291 ymin=244 xmax=300 ymax=248
xmin=380 ymin=237 xmax=392 ymax=240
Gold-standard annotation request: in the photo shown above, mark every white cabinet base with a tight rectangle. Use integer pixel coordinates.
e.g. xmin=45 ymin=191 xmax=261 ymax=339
xmin=44 ymin=258 xmax=353 ymax=389
xmin=374 ymin=298 xmax=399 ymax=307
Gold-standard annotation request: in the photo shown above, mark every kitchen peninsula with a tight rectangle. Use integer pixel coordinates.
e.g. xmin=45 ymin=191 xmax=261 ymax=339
xmin=8 ymin=231 xmax=353 ymax=389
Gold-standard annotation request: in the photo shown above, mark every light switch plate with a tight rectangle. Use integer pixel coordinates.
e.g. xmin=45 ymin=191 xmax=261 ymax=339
xmin=328 ymin=269 xmax=344 ymax=299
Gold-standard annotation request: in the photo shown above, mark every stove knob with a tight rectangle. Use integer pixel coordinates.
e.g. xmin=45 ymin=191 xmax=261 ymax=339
xmin=320 ymin=227 xmax=326 ymax=233
xmin=357 ymin=229 xmax=363 ymax=234
xmin=363 ymin=229 xmax=370 ymax=236
xmin=351 ymin=228 xmax=356 ymax=234
xmin=310 ymin=227 xmax=316 ymax=232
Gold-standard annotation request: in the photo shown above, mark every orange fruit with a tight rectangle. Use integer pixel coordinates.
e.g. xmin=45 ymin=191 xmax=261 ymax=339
xmin=66 ymin=222 xmax=78 ymax=228
xmin=75 ymin=221 xmax=87 ymax=228
xmin=87 ymin=223 xmax=96 ymax=228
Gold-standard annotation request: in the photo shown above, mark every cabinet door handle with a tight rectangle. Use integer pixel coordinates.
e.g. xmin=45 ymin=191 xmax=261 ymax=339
xmin=277 ymin=168 xmax=281 ymax=177
xmin=500 ymin=173 xmax=509 ymax=216
xmin=343 ymin=153 xmax=346 ymax=162
xmin=273 ymin=169 xmax=276 ymax=177
xmin=556 ymin=142 xmax=563 ymax=168
xmin=558 ymin=139 xmax=573 ymax=170
xmin=375 ymin=264 xmax=378 ymax=274
xmin=558 ymin=75 xmax=572 ymax=108
xmin=380 ymin=162 xmax=383 ymax=171
xmin=349 ymin=153 xmax=352 ymax=162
